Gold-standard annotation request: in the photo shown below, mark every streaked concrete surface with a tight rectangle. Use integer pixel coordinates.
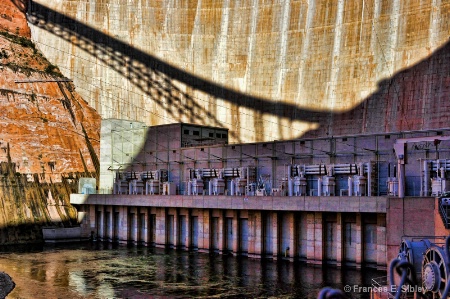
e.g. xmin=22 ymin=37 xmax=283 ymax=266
xmin=29 ymin=0 xmax=450 ymax=142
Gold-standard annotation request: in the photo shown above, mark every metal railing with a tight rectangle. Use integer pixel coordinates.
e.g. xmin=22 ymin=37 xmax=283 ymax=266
xmin=439 ymin=197 xmax=450 ymax=228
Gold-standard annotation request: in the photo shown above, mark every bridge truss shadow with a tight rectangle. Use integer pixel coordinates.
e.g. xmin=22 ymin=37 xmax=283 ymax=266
xmin=27 ymin=2 xmax=450 ymax=140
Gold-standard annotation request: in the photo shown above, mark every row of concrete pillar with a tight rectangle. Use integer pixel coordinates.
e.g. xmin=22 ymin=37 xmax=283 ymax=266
xmin=81 ymin=206 xmax=386 ymax=268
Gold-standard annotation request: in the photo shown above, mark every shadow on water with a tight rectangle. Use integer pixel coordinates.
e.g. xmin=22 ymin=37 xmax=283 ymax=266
xmin=27 ymin=2 xmax=450 ymax=140
xmin=0 ymin=242 xmax=383 ymax=298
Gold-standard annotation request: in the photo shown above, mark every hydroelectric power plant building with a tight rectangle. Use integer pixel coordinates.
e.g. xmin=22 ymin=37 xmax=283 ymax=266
xmin=23 ymin=0 xmax=450 ymax=296
xmin=71 ymin=119 xmax=450 ymax=270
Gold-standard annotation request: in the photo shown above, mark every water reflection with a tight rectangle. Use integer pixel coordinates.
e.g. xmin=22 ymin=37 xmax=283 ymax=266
xmin=0 ymin=242 xmax=383 ymax=298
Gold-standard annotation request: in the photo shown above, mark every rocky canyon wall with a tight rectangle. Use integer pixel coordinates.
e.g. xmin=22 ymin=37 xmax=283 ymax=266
xmin=28 ymin=0 xmax=450 ymax=142
xmin=0 ymin=0 xmax=101 ymax=243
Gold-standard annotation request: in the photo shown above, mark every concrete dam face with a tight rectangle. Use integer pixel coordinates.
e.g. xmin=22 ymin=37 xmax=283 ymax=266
xmin=29 ymin=0 xmax=450 ymax=143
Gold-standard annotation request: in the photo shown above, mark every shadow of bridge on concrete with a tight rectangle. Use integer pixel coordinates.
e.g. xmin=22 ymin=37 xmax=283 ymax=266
xmin=27 ymin=2 xmax=450 ymax=141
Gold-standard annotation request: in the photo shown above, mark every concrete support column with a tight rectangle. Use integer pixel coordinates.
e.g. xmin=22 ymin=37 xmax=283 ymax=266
xmin=140 ymin=207 xmax=149 ymax=245
xmin=355 ymin=213 xmax=363 ymax=268
xmin=377 ymin=214 xmax=387 ymax=269
xmin=217 ymin=211 xmax=225 ymax=254
xmin=296 ymin=212 xmax=307 ymax=260
xmin=224 ymin=210 xmax=236 ymax=254
xmin=189 ymin=210 xmax=199 ymax=250
xmin=118 ymin=206 xmax=128 ymax=244
xmin=112 ymin=207 xmax=119 ymax=241
xmin=168 ymin=208 xmax=178 ymax=248
xmin=188 ymin=211 xmax=194 ymax=249
xmin=105 ymin=206 xmax=113 ymax=241
xmin=129 ymin=207 xmax=138 ymax=244
xmin=248 ymin=211 xmax=262 ymax=258
xmin=96 ymin=206 xmax=105 ymax=240
xmin=232 ymin=211 xmax=239 ymax=254
xmin=155 ymin=207 xmax=166 ymax=248
xmin=210 ymin=210 xmax=224 ymax=253
xmin=306 ymin=212 xmax=323 ymax=264
xmin=272 ymin=212 xmax=279 ymax=259
xmin=280 ymin=212 xmax=295 ymax=261
xmin=179 ymin=208 xmax=190 ymax=249
xmin=239 ymin=210 xmax=249 ymax=255
xmin=336 ymin=213 xmax=343 ymax=267
xmin=198 ymin=209 xmax=211 ymax=252
xmin=289 ymin=213 xmax=295 ymax=260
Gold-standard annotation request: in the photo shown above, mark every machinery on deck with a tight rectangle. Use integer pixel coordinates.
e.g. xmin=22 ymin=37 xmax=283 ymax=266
xmin=185 ymin=167 xmax=257 ymax=196
xmin=397 ymin=237 xmax=450 ymax=298
xmin=109 ymin=158 xmax=450 ymax=198
xmin=112 ymin=162 xmax=379 ymax=197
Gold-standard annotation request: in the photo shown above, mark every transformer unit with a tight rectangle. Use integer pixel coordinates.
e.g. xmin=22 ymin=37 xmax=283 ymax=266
xmin=186 ymin=167 xmax=256 ymax=196
xmin=423 ymin=160 xmax=450 ymax=196
xmin=387 ymin=177 xmax=399 ymax=196
xmin=114 ymin=169 xmax=168 ymax=195
xmin=287 ymin=163 xmax=372 ymax=197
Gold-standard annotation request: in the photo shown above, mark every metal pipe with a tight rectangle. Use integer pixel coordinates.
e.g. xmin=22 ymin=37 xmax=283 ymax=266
xmin=348 ymin=176 xmax=353 ymax=196
xmin=230 ymin=179 xmax=235 ymax=196
xmin=318 ymin=177 xmax=322 ymax=196
xmin=247 ymin=166 xmax=250 ymax=195
xmin=398 ymin=160 xmax=405 ymax=198
xmin=209 ymin=180 xmax=213 ymax=195
xmin=287 ymin=165 xmax=293 ymax=196
xmin=423 ymin=160 xmax=429 ymax=196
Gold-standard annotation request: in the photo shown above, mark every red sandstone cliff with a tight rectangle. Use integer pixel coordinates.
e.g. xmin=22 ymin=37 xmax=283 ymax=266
xmin=0 ymin=1 xmax=100 ymax=178
xmin=0 ymin=0 xmax=101 ymax=243
xmin=0 ymin=0 xmax=30 ymax=38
